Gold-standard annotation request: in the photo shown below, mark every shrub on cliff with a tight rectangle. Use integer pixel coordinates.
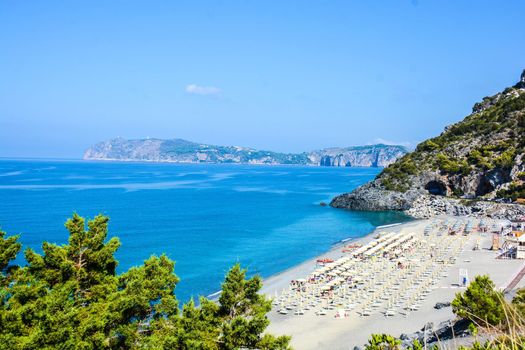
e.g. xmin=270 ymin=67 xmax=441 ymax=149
xmin=416 ymin=139 xmax=441 ymax=152
xmin=493 ymin=148 xmax=517 ymax=169
xmin=377 ymin=155 xmax=418 ymax=192
xmin=0 ymin=214 xmax=290 ymax=350
xmin=435 ymin=154 xmax=470 ymax=175
xmin=497 ymin=182 xmax=525 ymax=202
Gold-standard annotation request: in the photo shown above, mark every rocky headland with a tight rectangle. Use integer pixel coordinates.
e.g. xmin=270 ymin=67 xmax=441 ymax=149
xmin=331 ymin=70 xmax=525 ymax=220
xmin=84 ymin=139 xmax=407 ymax=167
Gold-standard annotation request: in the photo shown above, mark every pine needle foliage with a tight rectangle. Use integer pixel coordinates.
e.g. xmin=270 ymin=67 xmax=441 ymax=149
xmin=0 ymin=214 xmax=291 ymax=350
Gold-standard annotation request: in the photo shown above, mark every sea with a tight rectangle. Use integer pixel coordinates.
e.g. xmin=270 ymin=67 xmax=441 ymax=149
xmin=0 ymin=159 xmax=411 ymax=302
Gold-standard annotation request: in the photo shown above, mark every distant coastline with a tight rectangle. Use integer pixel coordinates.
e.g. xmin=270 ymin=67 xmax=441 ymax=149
xmin=83 ymin=137 xmax=408 ymax=168
xmin=81 ymin=157 xmax=390 ymax=169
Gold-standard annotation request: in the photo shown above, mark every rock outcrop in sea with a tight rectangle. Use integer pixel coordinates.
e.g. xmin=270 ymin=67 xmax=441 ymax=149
xmin=331 ymin=70 xmax=525 ymax=220
xmin=83 ymin=139 xmax=407 ymax=167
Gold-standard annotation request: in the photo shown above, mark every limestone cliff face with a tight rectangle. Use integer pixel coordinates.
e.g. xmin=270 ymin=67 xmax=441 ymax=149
xmin=331 ymin=70 xmax=525 ymax=219
xmin=83 ymin=139 xmax=407 ymax=167
xmin=308 ymin=145 xmax=407 ymax=167
xmin=84 ymin=138 xmax=166 ymax=161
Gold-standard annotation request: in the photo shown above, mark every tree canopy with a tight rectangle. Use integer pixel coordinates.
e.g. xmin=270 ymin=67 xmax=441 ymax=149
xmin=452 ymin=275 xmax=505 ymax=326
xmin=0 ymin=214 xmax=290 ymax=350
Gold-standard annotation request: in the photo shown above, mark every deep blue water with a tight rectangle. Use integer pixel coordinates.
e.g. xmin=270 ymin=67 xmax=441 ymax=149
xmin=0 ymin=159 xmax=410 ymax=301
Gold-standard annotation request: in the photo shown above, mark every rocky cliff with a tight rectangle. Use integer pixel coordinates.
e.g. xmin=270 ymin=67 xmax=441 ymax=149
xmin=307 ymin=144 xmax=406 ymax=167
xmin=83 ymin=139 xmax=407 ymax=167
xmin=331 ymin=70 xmax=525 ymax=219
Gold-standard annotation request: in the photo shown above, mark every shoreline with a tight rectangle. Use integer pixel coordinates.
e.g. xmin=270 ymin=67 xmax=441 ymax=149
xmin=82 ymin=157 xmax=389 ymax=169
xmin=263 ymin=215 xmax=525 ymax=350
xmin=260 ymin=219 xmax=422 ymax=297
xmin=207 ymin=220 xmax=416 ymax=300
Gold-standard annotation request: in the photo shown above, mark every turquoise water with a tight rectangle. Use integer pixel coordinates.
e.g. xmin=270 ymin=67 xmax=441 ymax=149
xmin=0 ymin=159 xmax=410 ymax=301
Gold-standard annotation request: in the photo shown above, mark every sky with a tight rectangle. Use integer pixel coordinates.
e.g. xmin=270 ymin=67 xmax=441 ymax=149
xmin=1 ymin=1 xmax=524 ymax=158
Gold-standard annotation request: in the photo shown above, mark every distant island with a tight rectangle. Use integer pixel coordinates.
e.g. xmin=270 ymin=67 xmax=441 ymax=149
xmin=331 ymin=69 xmax=525 ymax=219
xmin=83 ymin=138 xmax=407 ymax=167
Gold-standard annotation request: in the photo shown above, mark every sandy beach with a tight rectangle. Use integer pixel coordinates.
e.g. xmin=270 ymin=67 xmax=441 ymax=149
xmin=260 ymin=221 xmax=417 ymax=297
xmin=261 ymin=216 xmax=525 ymax=350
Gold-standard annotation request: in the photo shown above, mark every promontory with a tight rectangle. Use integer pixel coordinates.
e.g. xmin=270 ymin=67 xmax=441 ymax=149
xmin=83 ymin=139 xmax=407 ymax=167
xmin=331 ymin=70 xmax=525 ymax=220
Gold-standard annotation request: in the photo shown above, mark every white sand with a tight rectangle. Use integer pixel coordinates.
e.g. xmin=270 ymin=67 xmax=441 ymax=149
xmin=262 ymin=217 xmax=525 ymax=350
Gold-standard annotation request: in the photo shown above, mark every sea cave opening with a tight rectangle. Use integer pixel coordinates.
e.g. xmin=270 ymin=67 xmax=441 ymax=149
xmin=425 ymin=181 xmax=447 ymax=196
xmin=476 ymin=178 xmax=495 ymax=196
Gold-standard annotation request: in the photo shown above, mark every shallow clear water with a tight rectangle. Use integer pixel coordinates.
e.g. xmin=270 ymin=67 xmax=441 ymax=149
xmin=0 ymin=159 xmax=410 ymax=301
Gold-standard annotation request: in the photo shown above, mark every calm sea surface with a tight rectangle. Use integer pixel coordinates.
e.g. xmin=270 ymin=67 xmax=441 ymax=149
xmin=0 ymin=159 xmax=410 ymax=301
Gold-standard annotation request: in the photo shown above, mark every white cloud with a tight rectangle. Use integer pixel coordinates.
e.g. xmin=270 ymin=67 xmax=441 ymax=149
xmin=185 ymin=84 xmax=222 ymax=96
xmin=371 ymin=138 xmax=413 ymax=149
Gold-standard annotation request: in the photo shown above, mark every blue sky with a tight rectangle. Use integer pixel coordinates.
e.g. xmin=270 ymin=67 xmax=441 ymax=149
xmin=1 ymin=1 xmax=524 ymax=158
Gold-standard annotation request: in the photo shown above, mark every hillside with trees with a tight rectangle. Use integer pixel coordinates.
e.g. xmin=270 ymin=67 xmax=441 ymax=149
xmin=331 ymin=70 xmax=525 ymax=219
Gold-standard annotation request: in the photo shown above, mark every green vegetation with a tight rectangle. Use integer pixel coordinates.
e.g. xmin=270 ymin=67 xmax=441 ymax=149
xmin=0 ymin=231 xmax=20 ymax=287
xmin=415 ymin=139 xmax=441 ymax=152
xmin=452 ymin=275 xmax=505 ymax=326
xmin=467 ymin=149 xmax=493 ymax=170
xmin=494 ymin=148 xmax=517 ymax=169
xmin=513 ymin=288 xmax=525 ymax=315
xmin=379 ymin=155 xmax=416 ymax=192
xmin=0 ymin=215 xmax=290 ymax=350
xmin=364 ymin=335 xmax=429 ymax=350
xmin=451 ymin=276 xmax=525 ymax=349
xmin=452 ymin=186 xmax=465 ymax=197
xmin=364 ymin=334 xmax=401 ymax=350
xmin=496 ymin=182 xmax=525 ymax=202
xmin=376 ymin=86 xmax=525 ymax=197
xmin=435 ymin=154 xmax=470 ymax=175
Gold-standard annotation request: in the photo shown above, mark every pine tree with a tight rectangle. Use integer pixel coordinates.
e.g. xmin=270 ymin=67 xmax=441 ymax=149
xmin=0 ymin=229 xmax=21 ymax=287
xmin=216 ymin=264 xmax=290 ymax=349
xmin=364 ymin=334 xmax=401 ymax=350
xmin=452 ymin=275 xmax=505 ymax=326
xmin=0 ymin=214 xmax=291 ymax=350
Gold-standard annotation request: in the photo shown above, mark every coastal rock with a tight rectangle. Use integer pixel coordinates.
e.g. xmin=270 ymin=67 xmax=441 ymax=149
xmin=399 ymin=334 xmax=410 ymax=341
xmin=405 ymin=195 xmax=525 ymax=219
xmin=515 ymin=69 xmax=525 ymax=89
xmin=331 ymin=70 xmax=525 ymax=221
xmin=331 ymin=176 xmax=525 ymax=220
xmin=400 ymin=319 xmax=471 ymax=347
xmin=434 ymin=302 xmax=451 ymax=309
xmin=308 ymin=145 xmax=407 ymax=167
xmin=330 ymin=182 xmax=423 ymax=211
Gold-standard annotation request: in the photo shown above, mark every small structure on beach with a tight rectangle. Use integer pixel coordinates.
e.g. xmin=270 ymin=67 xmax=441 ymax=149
xmin=499 ymin=234 xmax=525 ymax=259
xmin=512 ymin=218 xmax=525 ymax=232
xmin=491 ymin=233 xmax=500 ymax=250
xmin=517 ymin=236 xmax=525 ymax=259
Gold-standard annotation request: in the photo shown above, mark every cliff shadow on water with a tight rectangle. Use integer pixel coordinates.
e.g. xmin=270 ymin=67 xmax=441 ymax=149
xmin=352 ymin=210 xmax=414 ymax=228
